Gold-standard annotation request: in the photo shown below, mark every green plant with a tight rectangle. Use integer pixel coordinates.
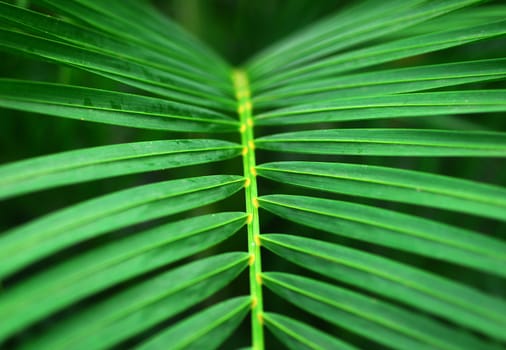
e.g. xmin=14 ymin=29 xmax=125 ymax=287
xmin=0 ymin=0 xmax=505 ymax=349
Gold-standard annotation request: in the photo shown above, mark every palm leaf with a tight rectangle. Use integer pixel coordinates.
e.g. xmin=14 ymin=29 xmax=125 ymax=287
xmin=256 ymin=161 xmax=506 ymax=220
xmin=255 ymin=91 xmax=506 ymax=125
xmin=0 ymin=175 xmax=244 ymax=279
xmin=248 ymin=0 xmax=485 ymax=79
xmin=261 ymin=234 xmax=506 ymax=340
xmin=263 ymin=272 xmax=492 ymax=350
xmin=250 ymin=20 xmax=506 ymax=91
xmin=258 ymin=194 xmax=505 ymax=276
xmin=0 ymin=139 xmax=241 ymax=199
xmin=264 ymin=313 xmax=358 ymax=350
xmin=137 ymin=296 xmax=251 ymax=350
xmin=0 ymin=29 xmax=234 ymax=109
xmin=255 ymin=129 xmax=506 ymax=156
xmin=22 ymin=252 xmax=249 ymax=350
xmin=0 ymin=0 xmax=504 ymax=349
xmin=0 ymin=212 xmax=247 ymax=340
xmin=0 ymin=79 xmax=237 ymax=131
xmin=254 ymin=58 xmax=506 ymax=108
xmin=0 ymin=2 xmax=232 ymax=91
xmin=36 ymin=0 xmax=230 ymax=76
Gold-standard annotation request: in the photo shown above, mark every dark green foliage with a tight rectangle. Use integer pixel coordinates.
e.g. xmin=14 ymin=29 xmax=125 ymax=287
xmin=0 ymin=0 xmax=505 ymax=349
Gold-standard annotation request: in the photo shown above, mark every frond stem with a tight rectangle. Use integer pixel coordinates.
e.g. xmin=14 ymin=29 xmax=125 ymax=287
xmin=233 ymin=69 xmax=264 ymax=350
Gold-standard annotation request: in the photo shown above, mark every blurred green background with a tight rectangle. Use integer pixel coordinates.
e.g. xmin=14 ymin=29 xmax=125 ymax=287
xmin=1 ymin=1 xmax=505 ymax=348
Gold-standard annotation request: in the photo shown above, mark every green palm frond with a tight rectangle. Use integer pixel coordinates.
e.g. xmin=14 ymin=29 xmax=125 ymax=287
xmin=0 ymin=0 xmax=505 ymax=349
